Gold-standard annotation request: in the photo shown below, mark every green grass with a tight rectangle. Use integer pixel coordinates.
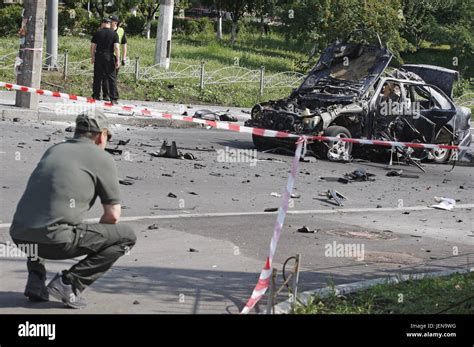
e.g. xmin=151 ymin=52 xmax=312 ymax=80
xmin=0 ymin=33 xmax=310 ymax=107
xmin=294 ymin=272 xmax=474 ymax=314
xmin=0 ymin=33 xmax=472 ymax=107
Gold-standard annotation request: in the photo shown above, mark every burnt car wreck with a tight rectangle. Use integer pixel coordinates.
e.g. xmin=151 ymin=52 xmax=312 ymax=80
xmin=245 ymin=34 xmax=472 ymax=164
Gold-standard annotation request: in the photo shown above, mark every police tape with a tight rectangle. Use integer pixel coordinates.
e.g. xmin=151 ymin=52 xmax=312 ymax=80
xmin=0 ymin=81 xmax=469 ymax=152
xmin=241 ymin=137 xmax=306 ymax=314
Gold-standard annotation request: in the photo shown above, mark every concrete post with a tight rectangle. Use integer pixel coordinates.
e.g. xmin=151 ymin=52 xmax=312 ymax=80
xmin=154 ymin=0 xmax=174 ymax=69
xmin=15 ymin=0 xmax=46 ymax=109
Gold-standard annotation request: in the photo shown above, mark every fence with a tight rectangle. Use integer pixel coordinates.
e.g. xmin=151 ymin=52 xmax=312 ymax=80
xmin=0 ymin=50 xmax=304 ymax=96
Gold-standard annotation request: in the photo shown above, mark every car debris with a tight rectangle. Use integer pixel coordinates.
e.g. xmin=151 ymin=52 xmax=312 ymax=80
xmin=167 ymin=192 xmax=177 ymax=198
xmin=386 ymin=170 xmax=420 ymax=178
xmin=245 ymin=30 xmax=471 ymax=165
xmin=431 ymin=196 xmax=456 ymax=211
xmin=270 ymin=192 xmax=281 ymax=198
xmin=326 ymin=189 xmax=348 ymax=206
xmin=193 ymin=109 xmax=238 ymax=122
xmin=297 ymin=226 xmax=317 ymax=233
xmin=188 ymin=248 xmax=199 ymax=252
xmin=264 ymin=207 xmax=278 ymax=212
xmin=105 ymin=148 xmax=123 ymax=155
xmin=344 ymin=168 xmax=376 ymax=181
xmin=194 ymin=163 xmax=206 ymax=169
xmin=118 ymin=139 xmax=131 ymax=146
xmin=320 ymin=176 xmax=350 ymax=184
xmin=147 ymin=224 xmax=159 ymax=230
xmin=119 ymin=179 xmax=134 ymax=185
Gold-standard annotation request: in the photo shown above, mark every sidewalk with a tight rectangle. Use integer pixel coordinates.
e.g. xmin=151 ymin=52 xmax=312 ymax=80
xmin=0 ymin=90 xmax=251 ymax=127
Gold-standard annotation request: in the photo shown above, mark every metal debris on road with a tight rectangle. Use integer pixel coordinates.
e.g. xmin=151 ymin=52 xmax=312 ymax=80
xmin=147 ymin=224 xmax=159 ymax=230
xmin=431 ymin=197 xmax=456 ymax=211
xmin=119 ymin=179 xmax=134 ymax=185
xmin=326 ymin=189 xmax=348 ymax=206
xmin=297 ymin=226 xmax=316 ymax=233
xmin=264 ymin=207 xmax=278 ymax=212
xmin=167 ymin=192 xmax=177 ymax=198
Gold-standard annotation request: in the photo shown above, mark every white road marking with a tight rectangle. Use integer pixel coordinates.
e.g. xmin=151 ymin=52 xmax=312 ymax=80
xmin=1 ymin=204 xmax=473 ymax=229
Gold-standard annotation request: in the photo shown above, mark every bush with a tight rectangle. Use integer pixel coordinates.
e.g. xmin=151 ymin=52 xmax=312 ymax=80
xmin=58 ymin=10 xmax=76 ymax=36
xmin=0 ymin=4 xmax=23 ymax=36
xmin=125 ymin=15 xmax=145 ymax=36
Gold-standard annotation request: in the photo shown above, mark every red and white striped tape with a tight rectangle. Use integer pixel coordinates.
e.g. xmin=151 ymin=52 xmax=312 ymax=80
xmin=241 ymin=137 xmax=306 ymax=314
xmin=0 ymin=81 xmax=469 ymax=151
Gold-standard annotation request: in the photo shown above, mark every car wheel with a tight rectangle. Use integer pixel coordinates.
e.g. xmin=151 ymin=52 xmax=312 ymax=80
xmin=429 ymin=145 xmax=452 ymax=164
xmin=320 ymin=126 xmax=353 ymax=161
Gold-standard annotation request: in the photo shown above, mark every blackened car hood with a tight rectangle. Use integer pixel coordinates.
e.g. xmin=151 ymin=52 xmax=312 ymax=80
xmin=296 ymin=40 xmax=393 ymax=103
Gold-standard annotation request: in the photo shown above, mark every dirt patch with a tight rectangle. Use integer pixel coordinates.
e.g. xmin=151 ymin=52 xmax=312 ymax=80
xmin=324 ymin=229 xmax=398 ymax=241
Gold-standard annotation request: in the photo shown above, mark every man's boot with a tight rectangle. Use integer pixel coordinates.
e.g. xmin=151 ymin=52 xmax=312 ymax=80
xmin=24 ymin=271 xmax=49 ymax=302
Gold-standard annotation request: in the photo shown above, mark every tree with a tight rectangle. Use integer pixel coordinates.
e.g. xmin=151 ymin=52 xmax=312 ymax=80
xmin=253 ymin=0 xmax=278 ymax=35
xmin=137 ymin=0 xmax=160 ymax=39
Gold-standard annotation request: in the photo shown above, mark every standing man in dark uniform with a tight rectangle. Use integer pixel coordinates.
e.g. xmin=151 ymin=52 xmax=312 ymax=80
xmin=102 ymin=15 xmax=128 ymax=104
xmin=91 ymin=18 xmax=120 ymax=103
xmin=10 ymin=109 xmax=136 ymax=308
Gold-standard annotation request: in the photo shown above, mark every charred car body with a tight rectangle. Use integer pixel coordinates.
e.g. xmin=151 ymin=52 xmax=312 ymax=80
xmin=245 ymin=36 xmax=472 ymax=163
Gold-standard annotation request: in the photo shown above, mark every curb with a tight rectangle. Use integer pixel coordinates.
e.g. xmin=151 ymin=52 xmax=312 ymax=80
xmin=274 ymin=266 xmax=474 ymax=314
xmin=0 ymin=107 xmax=202 ymax=129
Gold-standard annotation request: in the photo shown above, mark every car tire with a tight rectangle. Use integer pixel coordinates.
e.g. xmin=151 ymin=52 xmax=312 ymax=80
xmin=318 ymin=126 xmax=353 ymax=161
xmin=429 ymin=144 xmax=452 ymax=164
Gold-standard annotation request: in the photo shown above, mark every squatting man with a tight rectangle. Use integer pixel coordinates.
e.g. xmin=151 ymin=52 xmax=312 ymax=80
xmin=10 ymin=108 xmax=136 ymax=308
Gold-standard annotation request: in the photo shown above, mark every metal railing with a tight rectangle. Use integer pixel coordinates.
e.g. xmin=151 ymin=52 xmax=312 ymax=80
xmin=0 ymin=50 xmax=301 ymax=96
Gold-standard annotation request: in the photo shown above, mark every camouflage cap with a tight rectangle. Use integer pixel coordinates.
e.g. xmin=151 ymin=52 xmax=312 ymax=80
xmin=75 ymin=108 xmax=109 ymax=133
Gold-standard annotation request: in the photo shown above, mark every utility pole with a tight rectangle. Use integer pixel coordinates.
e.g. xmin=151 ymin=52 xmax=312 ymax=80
xmin=154 ymin=0 xmax=174 ymax=69
xmin=16 ymin=0 xmax=46 ymax=109
xmin=46 ymin=0 xmax=58 ymax=70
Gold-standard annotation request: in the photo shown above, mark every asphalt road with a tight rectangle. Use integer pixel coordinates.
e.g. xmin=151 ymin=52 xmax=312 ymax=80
xmin=0 ymin=118 xmax=473 ymax=314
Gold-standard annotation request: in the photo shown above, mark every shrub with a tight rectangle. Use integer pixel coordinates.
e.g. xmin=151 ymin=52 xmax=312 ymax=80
xmin=0 ymin=4 xmax=23 ymax=37
xmin=125 ymin=15 xmax=145 ymax=36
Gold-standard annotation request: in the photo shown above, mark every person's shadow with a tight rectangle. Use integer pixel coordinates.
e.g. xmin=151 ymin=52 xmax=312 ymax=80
xmin=0 ymin=291 xmax=66 ymax=310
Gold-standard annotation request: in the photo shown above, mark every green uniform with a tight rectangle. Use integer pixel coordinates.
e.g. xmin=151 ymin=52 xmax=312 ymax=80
xmin=10 ymin=135 xmax=136 ymax=292
xmin=10 ymin=136 xmax=121 ymax=244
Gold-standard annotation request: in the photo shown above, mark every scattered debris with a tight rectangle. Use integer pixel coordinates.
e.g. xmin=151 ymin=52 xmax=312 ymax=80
xmin=402 ymin=211 xmax=410 ymax=215
xmin=193 ymin=109 xmax=238 ymax=122
xmin=297 ymin=226 xmax=316 ymax=233
xmin=182 ymin=153 xmax=196 ymax=160
xmin=264 ymin=207 xmax=278 ymax=212
xmin=326 ymin=189 xmax=348 ymax=206
xmin=194 ymin=163 xmax=206 ymax=169
xmin=162 ymin=173 xmax=173 ymax=177
xmin=105 ymin=148 xmax=123 ymax=155
xmin=431 ymin=197 xmax=456 ymax=211
xmin=133 ymin=300 xmax=140 ymax=305
xmin=188 ymin=192 xmax=198 ymax=195
xmin=320 ymin=177 xmax=349 ymax=184
xmin=344 ymin=168 xmax=376 ymax=182
xmin=126 ymin=176 xmax=142 ymax=181
xmin=209 ymin=172 xmax=222 ymax=177
xmin=12 ymin=117 xmax=20 ymax=122
xmin=118 ymin=139 xmax=131 ymax=146
xmin=65 ymin=126 xmax=75 ymax=132
xmin=119 ymin=179 xmax=134 ymax=185
xmin=147 ymin=224 xmax=159 ymax=230
xmin=34 ymin=136 xmax=51 ymax=142
xmin=386 ymin=170 xmax=419 ymax=179
xmin=270 ymin=192 xmax=281 ymax=198
xmin=149 ymin=140 xmax=179 ymax=159
xmin=167 ymin=192 xmax=177 ymax=198
xmin=291 ymin=193 xmax=301 ymax=199
xmin=188 ymin=248 xmax=199 ymax=252
xmin=242 ymin=179 xmax=250 ymax=183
